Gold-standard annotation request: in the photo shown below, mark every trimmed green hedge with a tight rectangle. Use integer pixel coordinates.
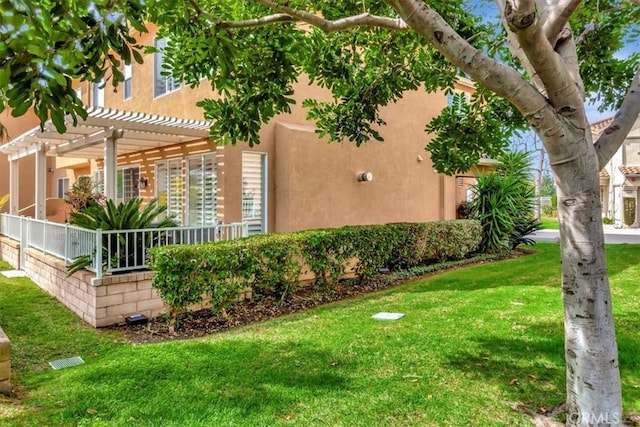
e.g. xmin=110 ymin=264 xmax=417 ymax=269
xmin=148 ymin=220 xmax=481 ymax=330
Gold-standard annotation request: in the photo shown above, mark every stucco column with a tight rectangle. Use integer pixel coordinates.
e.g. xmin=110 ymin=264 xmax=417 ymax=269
xmin=9 ymin=158 xmax=19 ymax=215
xmin=34 ymin=144 xmax=46 ymax=220
xmin=103 ymin=127 xmax=123 ymax=201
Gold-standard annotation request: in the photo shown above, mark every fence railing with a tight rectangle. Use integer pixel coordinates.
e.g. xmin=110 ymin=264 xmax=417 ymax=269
xmin=0 ymin=213 xmax=248 ymax=278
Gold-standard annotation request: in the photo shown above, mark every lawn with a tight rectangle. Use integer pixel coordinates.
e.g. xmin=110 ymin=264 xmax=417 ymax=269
xmin=539 ymin=216 xmax=559 ymax=229
xmin=1 ymin=243 xmax=639 ymax=426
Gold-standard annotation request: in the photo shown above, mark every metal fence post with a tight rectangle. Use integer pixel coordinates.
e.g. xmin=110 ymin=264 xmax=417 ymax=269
xmin=64 ymin=223 xmax=69 ymax=262
xmin=95 ymin=228 xmax=103 ymax=279
xmin=20 ymin=217 xmax=28 ymax=270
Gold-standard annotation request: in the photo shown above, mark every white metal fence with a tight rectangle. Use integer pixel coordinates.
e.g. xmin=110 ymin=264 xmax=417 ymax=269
xmin=0 ymin=213 xmax=248 ymax=278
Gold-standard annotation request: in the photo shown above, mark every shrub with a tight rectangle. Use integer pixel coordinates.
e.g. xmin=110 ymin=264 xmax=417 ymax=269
xmin=244 ymin=234 xmax=302 ymax=301
xmin=298 ymin=229 xmax=351 ymax=290
xmin=65 ymin=177 xmax=106 ymax=214
xmin=457 ymin=200 xmax=473 ymax=219
xmin=341 ymin=225 xmax=397 ymax=282
xmin=623 ymin=197 xmax=636 ymax=226
xmin=148 ymin=220 xmax=482 ymax=329
xmin=423 ymin=220 xmax=483 ymax=261
xmin=67 ymin=197 xmax=177 ymax=275
xmin=602 ymin=217 xmax=614 ymax=225
xmin=387 ymin=223 xmax=430 ymax=270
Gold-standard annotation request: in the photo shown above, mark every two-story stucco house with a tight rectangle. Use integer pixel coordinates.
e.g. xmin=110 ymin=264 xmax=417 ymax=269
xmin=0 ymin=26 xmax=491 ymax=234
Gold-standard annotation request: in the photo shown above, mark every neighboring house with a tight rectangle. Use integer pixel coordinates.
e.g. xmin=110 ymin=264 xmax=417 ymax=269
xmin=597 ymin=115 xmax=640 ymax=226
xmin=0 ymin=26 xmax=482 ymax=234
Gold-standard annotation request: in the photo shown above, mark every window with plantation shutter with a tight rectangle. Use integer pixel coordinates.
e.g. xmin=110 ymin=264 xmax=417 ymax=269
xmin=93 ymin=170 xmax=104 ymax=194
xmin=116 ymin=166 xmax=139 ymax=204
xmin=155 ymin=158 xmax=184 ymax=224
xmin=242 ymin=152 xmax=267 ymax=235
xmin=187 ymin=153 xmax=217 ymax=226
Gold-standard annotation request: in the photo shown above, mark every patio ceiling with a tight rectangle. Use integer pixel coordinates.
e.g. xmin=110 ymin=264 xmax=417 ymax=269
xmin=0 ymin=106 xmax=212 ymax=161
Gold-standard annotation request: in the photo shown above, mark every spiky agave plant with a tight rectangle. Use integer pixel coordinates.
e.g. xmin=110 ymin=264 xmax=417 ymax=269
xmin=67 ymin=197 xmax=177 ymax=275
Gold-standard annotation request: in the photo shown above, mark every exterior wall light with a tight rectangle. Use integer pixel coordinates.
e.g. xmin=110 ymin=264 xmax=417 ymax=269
xmin=357 ymin=172 xmax=374 ymax=182
xmin=139 ymin=177 xmax=149 ymax=188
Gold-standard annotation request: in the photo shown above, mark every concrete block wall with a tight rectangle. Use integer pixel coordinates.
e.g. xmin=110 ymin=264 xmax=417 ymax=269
xmin=0 ymin=236 xmax=20 ymax=269
xmin=0 ymin=327 xmax=10 ymax=395
xmin=94 ymin=272 xmax=165 ymax=327
xmin=24 ymin=249 xmax=99 ymax=326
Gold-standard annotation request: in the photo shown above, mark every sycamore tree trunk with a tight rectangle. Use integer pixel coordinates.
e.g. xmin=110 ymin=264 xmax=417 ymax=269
xmin=384 ymin=1 xmax=632 ymax=425
xmin=551 ymin=129 xmax=622 ymax=426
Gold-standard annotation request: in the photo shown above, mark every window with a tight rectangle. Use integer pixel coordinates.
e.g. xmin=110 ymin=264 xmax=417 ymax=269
xmin=92 ymin=79 xmax=104 ymax=107
xmin=156 ymin=159 xmax=183 ymax=224
xmin=123 ymin=64 xmax=132 ymax=100
xmin=93 ymin=170 xmax=104 ymax=194
xmin=57 ymin=178 xmax=69 ymax=198
xmin=154 ymin=38 xmax=180 ymax=97
xmin=187 ymin=153 xmax=217 ymax=226
xmin=117 ymin=166 xmax=140 ymax=204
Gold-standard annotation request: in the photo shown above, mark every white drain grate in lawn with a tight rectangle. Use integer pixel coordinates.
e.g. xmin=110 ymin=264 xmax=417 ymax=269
xmin=372 ymin=312 xmax=405 ymax=320
xmin=49 ymin=356 xmax=85 ymax=370
xmin=1 ymin=270 xmax=26 ymax=278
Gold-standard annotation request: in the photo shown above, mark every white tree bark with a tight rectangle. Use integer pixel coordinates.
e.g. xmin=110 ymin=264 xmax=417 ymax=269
xmin=383 ymin=1 xmax=627 ymax=425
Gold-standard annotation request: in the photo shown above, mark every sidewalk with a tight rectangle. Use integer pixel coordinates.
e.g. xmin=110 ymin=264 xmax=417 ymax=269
xmin=531 ymin=225 xmax=640 ymax=244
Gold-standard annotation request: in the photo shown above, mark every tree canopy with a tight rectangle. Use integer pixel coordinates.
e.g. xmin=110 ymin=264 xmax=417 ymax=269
xmin=2 ymin=1 xmax=640 ymax=425
xmin=2 ymin=1 xmax=638 ymax=172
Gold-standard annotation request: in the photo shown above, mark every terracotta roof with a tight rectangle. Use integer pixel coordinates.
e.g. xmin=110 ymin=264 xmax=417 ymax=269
xmin=600 ymin=169 xmax=609 ymax=178
xmin=591 ymin=116 xmax=615 ymax=137
xmin=619 ymin=166 xmax=640 ymax=176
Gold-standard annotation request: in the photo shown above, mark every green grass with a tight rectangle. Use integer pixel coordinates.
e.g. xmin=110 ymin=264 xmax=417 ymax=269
xmin=1 ymin=244 xmax=639 ymax=426
xmin=539 ymin=216 xmax=559 ymax=229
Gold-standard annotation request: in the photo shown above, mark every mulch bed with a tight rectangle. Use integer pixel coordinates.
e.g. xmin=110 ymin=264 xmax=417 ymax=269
xmin=107 ymin=250 xmax=532 ymax=344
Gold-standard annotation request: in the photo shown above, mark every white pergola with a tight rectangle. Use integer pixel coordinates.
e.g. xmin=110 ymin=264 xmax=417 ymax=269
xmin=0 ymin=106 xmax=211 ymax=219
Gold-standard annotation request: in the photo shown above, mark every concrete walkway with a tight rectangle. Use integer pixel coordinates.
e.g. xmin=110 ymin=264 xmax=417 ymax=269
xmin=531 ymin=225 xmax=640 ymax=244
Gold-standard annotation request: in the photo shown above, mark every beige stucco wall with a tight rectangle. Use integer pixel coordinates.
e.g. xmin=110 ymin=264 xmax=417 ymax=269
xmin=1 ymin=24 xmax=475 ymax=231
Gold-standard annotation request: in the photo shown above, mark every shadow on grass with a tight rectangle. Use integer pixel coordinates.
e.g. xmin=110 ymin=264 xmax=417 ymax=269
xmin=8 ymin=338 xmax=351 ymax=425
xmin=443 ymin=317 xmax=640 ymax=413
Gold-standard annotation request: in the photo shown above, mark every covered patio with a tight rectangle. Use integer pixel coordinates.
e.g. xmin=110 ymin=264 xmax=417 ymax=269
xmin=0 ymin=106 xmax=214 ymax=219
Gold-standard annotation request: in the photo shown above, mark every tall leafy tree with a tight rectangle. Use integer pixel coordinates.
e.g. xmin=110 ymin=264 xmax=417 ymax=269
xmin=2 ymin=0 xmax=640 ymax=424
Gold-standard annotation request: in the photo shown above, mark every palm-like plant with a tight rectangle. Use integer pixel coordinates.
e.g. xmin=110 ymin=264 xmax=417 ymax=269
xmin=471 ymin=151 xmax=540 ymax=253
xmin=68 ymin=197 xmax=177 ymax=275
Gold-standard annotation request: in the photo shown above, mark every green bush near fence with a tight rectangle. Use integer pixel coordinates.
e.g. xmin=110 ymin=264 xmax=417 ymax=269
xmin=148 ymin=220 xmax=482 ymax=330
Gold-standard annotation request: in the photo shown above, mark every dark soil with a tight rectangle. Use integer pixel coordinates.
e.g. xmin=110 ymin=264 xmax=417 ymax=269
xmin=107 ymin=250 xmax=532 ymax=344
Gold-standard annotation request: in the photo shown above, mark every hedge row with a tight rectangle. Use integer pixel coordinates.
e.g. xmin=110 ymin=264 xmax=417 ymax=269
xmin=148 ymin=220 xmax=481 ymax=330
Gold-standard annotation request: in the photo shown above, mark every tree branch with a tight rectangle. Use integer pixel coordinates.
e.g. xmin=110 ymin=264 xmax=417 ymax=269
xmin=504 ymin=0 xmax=584 ymax=121
xmin=385 ymin=0 xmax=550 ymax=120
xmin=543 ymin=0 xmax=583 ymax=45
xmin=253 ymin=0 xmax=409 ymax=32
xmin=218 ymin=13 xmax=294 ymax=29
xmin=595 ymin=67 xmax=640 ymax=169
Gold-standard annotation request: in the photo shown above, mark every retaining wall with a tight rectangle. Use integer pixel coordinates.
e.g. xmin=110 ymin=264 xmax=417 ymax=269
xmin=22 ymin=248 xmax=169 ymax=327
xmin=0 ymin=236 xmax=20 ymax=269
xmin=0 ymin=327 xmax=10 ymax=395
